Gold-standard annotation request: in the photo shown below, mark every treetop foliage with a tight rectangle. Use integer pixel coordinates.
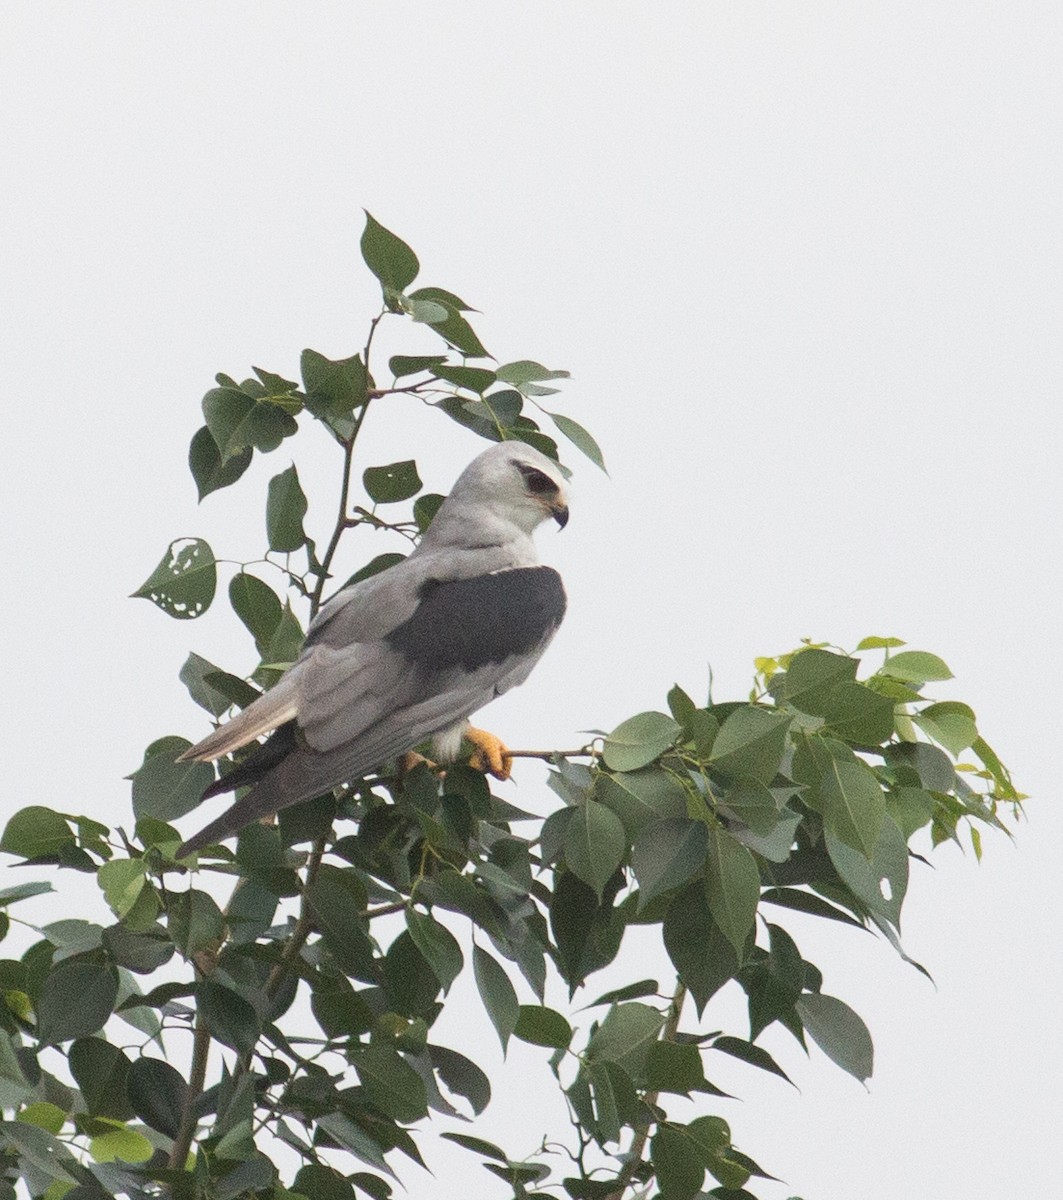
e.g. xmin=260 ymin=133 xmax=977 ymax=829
xmin=0 ymin=216 xmax=1021 ymax=1200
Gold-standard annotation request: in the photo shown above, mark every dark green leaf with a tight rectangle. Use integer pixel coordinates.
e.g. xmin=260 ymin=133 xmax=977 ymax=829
xmin=883 ymin=742 xmax=957 ymax=792
xmin=709 ymin=708 xmax=791 ymax=784
xmin=306 ymin=868 xmax=376 ymax=983
xmin=664 ymin=883 xmax=738 ymax=1014
xmin=409 ymin=287 xmax=488 ymax=357
xmin=1 ymin=807 xmax=74 ymax=860
xmin=228 ymin=573 xmax=283 ymax=656
xmin=760 ymin=887 xmax=864 ymax=928
xmin=473 ymin=945 xmax=519 ymax=1054
xmin=513 ymin=1005 xmax=572 ymax=1049
xmin=595 ymin=767 xmax=688 ymax=836
xmin=198 ymin=979 xmax=259 ymax=1055
xmin=563 ymin=803 xmax=625 ymax=900
xmin=363 ymin=460 xmax=422 ymax=504
xmin=818 ymin=759 xmax=885 ymax=859
xmin=413 ymin=493 xmax=445 ymax=532
xmin=101 ymin=923 xmax=175 ymax=974
xmin=300 ymin=349 xmax=368 ymax=419
xmin=167 ymin=888 xmax=226 ymax=958
xmin=266 ymin=465 xmax=308 ymax=552
xmin=349 ymin=1043 xmax=428 ymax=1123
xmin=293 ymin=1165 xmax=357 ymax=1200
xmin=405 ymin=909 xmax=463 ymax=993
xmin=440 ymin=1132 xmax=508 ymax=1163
xmin=602 ymin=712 xmax=681 ymax=772
xmin=644 ymin=1041 xmax=706 ymax=1094
xmin=632 ymin=817 xmax=708 ymax=908
xmin=340 ymin=552 xmax=406 ymax=589
xmin=704 ymin=828 xmax=760 ymax=956
xmin=132 ymin=538 xmax=216 ymax=620
xmin=189 ymin=425 xmax=252 ymax=501
xmin=826 ymin=815 xmax=908 ymax=927
xmin=130 ymin=740 xmax=214 ymax=822
xmin=886 ymin=786 xmax=936 ymax=838
xmin=710 ymin=1036 xmax=793 ymax=1084
xmin=68 ymin=1038 xmax=133 ymax=1120
xmin=433 ymin=364 xmax=497 ymax=393
xmin=586 ymin=979 xmax=660 ymax=1008
xmin=0 ymin=882 xmax=54 ymax=905
xmin=202 ymin=669 xmax=261 ymax=711
xmin=428 ymin=1043 xmax=490 ymax=1116
xmin=390 ymin=354 xmax=446 ymax=378
xmin=651 ymin=1124 xmax=705 ymax=1200
xmin=126 ymin=1057 xmax=188 ymax=1138
xmin=37 ymin=962 xmax=119 ymax=1046
xmin=202 ymin=389 xmax=297 ymax=460
xmin=361 ymin=212 xmax=419 ymax=293
xmin=795 ymin=992 xmax=874 ymax=1083
xmin=586 ymin=1002 xmax=664 ymax=1079
xmin=179 ymin=652 xmax=236 ymax=718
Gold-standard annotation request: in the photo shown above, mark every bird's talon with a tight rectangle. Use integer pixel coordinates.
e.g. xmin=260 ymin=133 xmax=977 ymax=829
xmin=465 ymin=726 xmax=512 ymax=781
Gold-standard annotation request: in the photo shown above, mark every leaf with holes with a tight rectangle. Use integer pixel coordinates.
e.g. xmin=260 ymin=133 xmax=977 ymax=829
xmin=363 ymin=460 xmax=423 ymax=504
xmin=132 ymin=538 xmax=217 ymax=620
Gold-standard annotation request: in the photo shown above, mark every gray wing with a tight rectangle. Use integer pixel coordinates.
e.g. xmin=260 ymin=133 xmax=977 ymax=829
xmin=176 ymin=566 xmax=565 ymax=854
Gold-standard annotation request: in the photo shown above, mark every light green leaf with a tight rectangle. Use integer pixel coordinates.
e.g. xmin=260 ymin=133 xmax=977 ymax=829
xmin=548 ymin=413 xmax=607 ymax=472
xmin=913 ymin=702 xmax=978 ymax=757
xmin=88 ymin=1122 xmax=153 ymax=1164
xmin=877 ymin=650 xmax=953 ymax=683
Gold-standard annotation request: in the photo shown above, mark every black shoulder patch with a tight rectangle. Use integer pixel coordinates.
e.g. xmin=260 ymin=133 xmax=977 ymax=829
xmin=387 ymin=567 xmax=566 ymax=673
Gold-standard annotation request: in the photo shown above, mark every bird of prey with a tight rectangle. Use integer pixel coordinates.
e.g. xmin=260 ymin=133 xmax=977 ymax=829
xmin=175 ymin=440 xmax=569 ymax=858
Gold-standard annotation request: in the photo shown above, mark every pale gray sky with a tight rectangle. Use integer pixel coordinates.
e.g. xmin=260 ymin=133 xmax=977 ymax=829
xmin=2 ymin=4 xmax=1061 ymax=1198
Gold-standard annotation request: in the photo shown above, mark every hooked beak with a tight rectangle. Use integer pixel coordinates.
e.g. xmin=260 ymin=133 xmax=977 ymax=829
xmin=552 ymin=503 xmax=570 ymax=529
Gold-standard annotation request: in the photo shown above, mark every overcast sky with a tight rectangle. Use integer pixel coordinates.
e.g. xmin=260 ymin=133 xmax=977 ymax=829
xmin=3 ymin=4 xmax=1061 ymax=1198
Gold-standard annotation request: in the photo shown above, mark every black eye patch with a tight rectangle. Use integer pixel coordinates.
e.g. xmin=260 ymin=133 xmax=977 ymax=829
xmin=514 ymin=462 xmax=558 ymax=495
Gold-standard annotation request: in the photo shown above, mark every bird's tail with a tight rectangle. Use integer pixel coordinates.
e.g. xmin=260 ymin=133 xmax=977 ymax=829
xmin=177 ymin=681 xmax=298 ymax=763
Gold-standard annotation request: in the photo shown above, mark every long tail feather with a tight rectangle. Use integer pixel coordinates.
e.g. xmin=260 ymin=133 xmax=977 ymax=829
xmin=177 ymin=685 xmax=298 ymax=762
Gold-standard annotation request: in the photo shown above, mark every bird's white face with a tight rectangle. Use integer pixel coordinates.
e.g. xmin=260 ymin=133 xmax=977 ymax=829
xmin=453 ymin=441 xmax=570 ymax=536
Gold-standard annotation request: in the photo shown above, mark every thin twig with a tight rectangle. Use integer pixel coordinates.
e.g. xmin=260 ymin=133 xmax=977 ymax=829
xmin=167 ymin=1007 xmax=211 ymax=1172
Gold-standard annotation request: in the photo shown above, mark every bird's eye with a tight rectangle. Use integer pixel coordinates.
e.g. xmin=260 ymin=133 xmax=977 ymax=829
xmin=515 ymin=463 xmax=557 ymax=495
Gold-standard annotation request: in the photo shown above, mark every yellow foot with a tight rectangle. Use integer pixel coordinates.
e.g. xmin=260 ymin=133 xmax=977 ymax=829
xmin=465 ymin=726 xmax=512 ymax=781
xmin=398 ymin=751 xmax=444 ymax=778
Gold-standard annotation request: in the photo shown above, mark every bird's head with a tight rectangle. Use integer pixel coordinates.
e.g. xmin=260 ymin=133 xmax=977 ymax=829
xmin=445 ymin=440 xmax=570 ymax=536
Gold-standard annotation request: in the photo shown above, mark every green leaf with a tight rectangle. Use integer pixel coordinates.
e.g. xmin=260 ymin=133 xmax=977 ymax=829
xmin=473 ymin=945 xmax=519 ymax=1054
xmin=97 ymin=859 xmax=146 ymax=919
xmin=68 ymin=1038 xmax=133 ymax=1120
xmin=549 ymin=413 xmax=607 ymax=472
xmin=433 ymin=364 xmax=497 ymax=393
xmin=228 ymin=573 xmax=283 ymax=656
xmin=1 ymin=807 xmax=73 ymax=860
xmin=405 ymin=909 xmax=463 ymax=994
xmin=349 ymin=1043 xmax=428 ymax=1123
xmin=361 ymin=212 xmax=419 ymax=293
xmin=429 ymin=1043 xmax=491 ymax=1116
xmin=651 ymin=1124 xmax=705 ymax=1200
xmin=495 ymin=360 xmax=570 ymax=385
xmin=36 ymin=962 xmax=119 ymax=1046
xmin=202 ymin=389 xmax=297 ymax=460
xmin=513 ymin=1005 xmax=572 ymax=1049
xmin=632 ymin=818 xmax=708 ymax=908
xmin=602 ymin=711 xmax=681 ymax=772
xmin=0 ymin=1122 xmax=81 ymax=1183
xmin=586 ymin=1003 xmax=664 ymax=1079
xmin=300 ymin=349 xmax=368 ymax=420
xmin=409 ymin=287 xmax=488 ymax=357
xmin=796 ymin=992 xmax=874 ymax=1083
xmin=760 ymin=887 xmax=865 ymax=928
xmin=198 ymin=979 xmax=259 ymax=1055
xmin=179 ymin=652 xmax=236 ymax=718
xmin=189 ymin=425 xmax=253 ymax=500
xmin=709 ymin=708 xmax=791 ymax=784
xmin=819 ymin=759 xmax=886 ymax=859
xmin=826 ymin=815 xmax=908 ymax=928
xmin=266 ymin=465 xmax=308 ymax=552
xmin=886 ymin=786 xmax=936 ymax=839
xmin=167 ymin=888 xmax=226 ymax=957
xmin=883 ymin=741 xmax=957 ymax=792
xmin=711 ymin=1035 xmax=793 ymax=1084
xmin=644 ymin=1041 xmax=706 ymax=1094
xmin=586 ymin=979 xmax=660 ymax=1008
xmin=0 ymin=882 xmax=53 ymax=905
xmin=16 ymin=1103 xmax=66 ymax=1135
xmin=664 ymin=883 xmax=738 ymax=1014
xmin=563 ymin=802 xmax=625 ymax=899
xmin=306 ymin=868 xmax=375 ymax=982
xmin=390 ymin=354 xmax=446 ymax=378
xmin=704 ymin=828 xmax=760 ymax=956
xmin=130 ymin=740 xmax=214 ymax=822
xmin=89 ymin=1122 xmax=153 ymax=1164
xmin=877 ymin=650 xmax=953 ymax=683
xmin=363 ymin=459 xmax=423 ymax=504
xmin=132 ymin=537 xmax=217 ymax=620
xmin=595 ymin=767 xmax=688 ymax=836
xmin=293 ymin=1164 xmax=358 ymax=1200
xmin=440 ymin=1132 xmax=508 ymax=1163
xmin=856 ymin=635 xmax=906 ymax=650
xmin=913 ymin=702 xmax=978 ymax=757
